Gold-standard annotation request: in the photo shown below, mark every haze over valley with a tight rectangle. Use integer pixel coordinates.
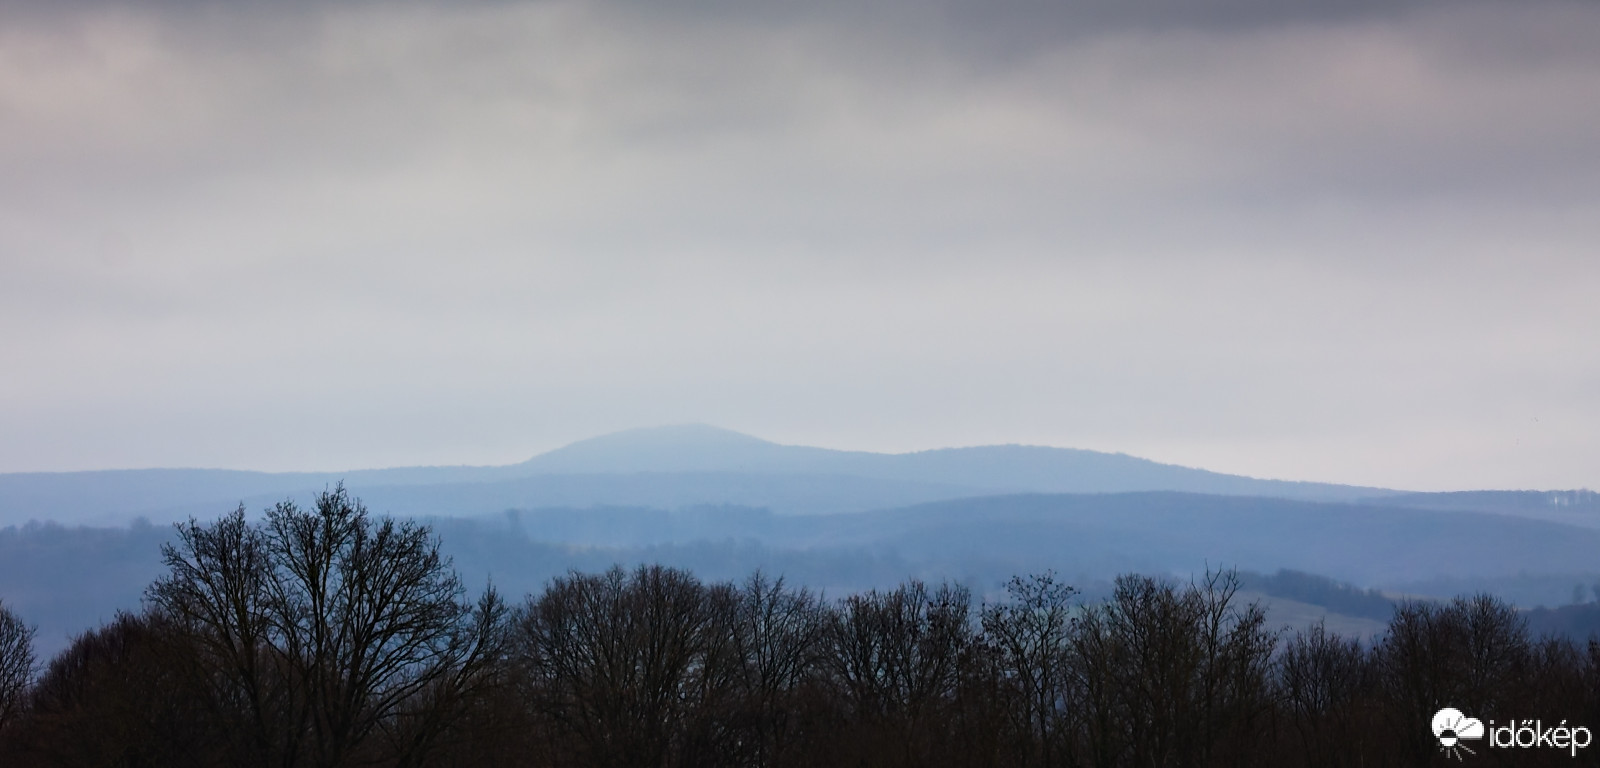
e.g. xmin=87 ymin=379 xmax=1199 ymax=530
xmin=4 ymin=426 xmax=1597 ymax=657
xmin=3 ymin=2 xmax=1599 ymax=763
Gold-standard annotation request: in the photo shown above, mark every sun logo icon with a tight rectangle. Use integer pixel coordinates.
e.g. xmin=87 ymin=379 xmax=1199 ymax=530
xmin=1433 ymin=707 xmax=1485 ymax=760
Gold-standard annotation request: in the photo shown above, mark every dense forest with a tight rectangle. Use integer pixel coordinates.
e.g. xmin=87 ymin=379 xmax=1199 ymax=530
xmin=1 ymin=488 xmax=1597 ymax=767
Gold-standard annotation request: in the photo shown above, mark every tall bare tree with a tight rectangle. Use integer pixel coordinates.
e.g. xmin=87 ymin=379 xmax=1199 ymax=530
xmin=1278 ymin=621 xmax=1372 ymax=768
xmin=1070 ymin=571 xmax=1276 ymax=768
xmin=731 ymin=572 xmax=830 ymax=768
xmin=830 ymin=580 xmax=973 ymax=767
xmin=981 ymin=571 xmax=1078 ymax=768
xmin=149 ymin=485 xmax=504 ymax=768
xmin=0 ymin=599 xmax=33 ymax=735
xmin=1376 ymin=593 xmax=1531 ymax=764
xmin=516 ymin=564 xmax=713 ymax=768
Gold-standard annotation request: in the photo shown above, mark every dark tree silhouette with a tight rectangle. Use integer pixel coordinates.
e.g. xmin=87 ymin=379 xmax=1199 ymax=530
xmin=829 ymin=580 xmax=974 ymax=767
xmin=1277 ymin=620 xmax=1373 ymax=767
xmin=10 ymin=506 xmax=1600 ymax=768
xmin=1376 ymin=594 xmax=1533 ymax=764
xmin=147 ymin=485 xmax=504 ymax=768
xmin=1070 ymin=571 xmax=1276 ymax=768
xmin=515 ymin=564 xmax=715 ymax=768
xmin=980 ymin=571 xmax=1077 ymax=768
xmin=18 ymin=611 xmax=221 ymax=767
xmin=0 ymin=599 xmax=32 ymax=736
xmin=730 ymin=572 xmax=830 ymax=767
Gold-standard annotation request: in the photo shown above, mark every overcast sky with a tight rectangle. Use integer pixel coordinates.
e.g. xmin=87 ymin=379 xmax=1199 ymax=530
xmin=2 ymin=0 xmax=1597 ymax=490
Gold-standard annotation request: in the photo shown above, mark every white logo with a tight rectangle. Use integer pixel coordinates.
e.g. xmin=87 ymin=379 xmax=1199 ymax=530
xmin=1433 ymin=707 xmax=1484 ymax=761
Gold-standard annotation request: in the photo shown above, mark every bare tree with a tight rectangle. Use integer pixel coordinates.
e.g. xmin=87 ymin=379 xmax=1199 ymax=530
xmin=516 ymin=564 xmax=712 ymax=768
xmin=0 ymin=599 xmax=33 ymax=735
xmin=981 ymin=571 xmax=1078 ymax=768
xmin=1067 ymin=595 xmax=1128 ymax=768
xmin=1278 ymin=621 xmax=1372 ymax=768
xmin=1069 ymin=571 xmax=1276 ymax=768
xmin=1377 ymin=593 xmax=1530 ymax=763
xmin=148 ymin=503 xmax=287 ymax=764
xmin=1191 ymin=569 xmax=1277 ymax=767
xmin=732 ymin=572 xmax=829 ymax=767
xmin=830 ymin=580 xmax=973 ymax=767
xmin=21 ymin=612 xmax=222 ymax=767
xmin=149 ymin=485 xmax=504 ymax=768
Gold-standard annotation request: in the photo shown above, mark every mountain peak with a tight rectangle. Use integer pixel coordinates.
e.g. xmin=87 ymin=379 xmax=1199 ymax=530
xmin=548 ymin=424 xmax=772 ymax=452
xmin=519 ymin=425 xmax=794 ymax=473
xmin=509 ymin=426 xmax=1386 ymax=501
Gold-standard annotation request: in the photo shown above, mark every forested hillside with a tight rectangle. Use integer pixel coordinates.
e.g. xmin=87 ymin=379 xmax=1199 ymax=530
xmin=1 ymin=489 xmax=1595 ymax=767
xmin=9 ymin=488 xmax=1600 ymax=659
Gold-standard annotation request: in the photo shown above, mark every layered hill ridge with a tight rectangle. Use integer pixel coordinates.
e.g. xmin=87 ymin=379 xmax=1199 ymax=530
xmin=2 ymin=424 xmax=1593 ymax=528
xmin=3 ymin=426 xmax=1598 ymax=659
xmin=516 ymin=425 xmax=1391 ymax=501
xmin=0 ymin=424 xmax=1393 ymax=525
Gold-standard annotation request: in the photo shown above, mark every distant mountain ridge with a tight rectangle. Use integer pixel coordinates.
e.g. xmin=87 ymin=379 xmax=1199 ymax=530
xmin=4 ymin=427 xmax=1599 ymax=659
xmin=1355 ymin=489 xmax=1600 ymax=529
xmin=4 ymin=423 xmax=1584 ymax=527
xmin=518 ymin=425 xmax=1391 ymax=499
xmin=0 ymin=424 xmax=1395 ymax=525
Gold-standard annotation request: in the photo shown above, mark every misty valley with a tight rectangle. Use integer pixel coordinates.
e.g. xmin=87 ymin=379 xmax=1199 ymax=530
xmin=9 ymin=0 xmax=1597 ymax=762
xmin=2 ymin=427 xmax=1598 ymax=766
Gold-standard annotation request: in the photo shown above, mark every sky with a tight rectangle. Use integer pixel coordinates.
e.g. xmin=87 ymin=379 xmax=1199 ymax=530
xmin=1 ymin=0 xmax=1597 ymax=490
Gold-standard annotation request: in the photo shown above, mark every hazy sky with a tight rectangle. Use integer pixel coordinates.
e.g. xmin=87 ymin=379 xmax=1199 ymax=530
xmin=2 ymin=0 xmax=1597 ymax=490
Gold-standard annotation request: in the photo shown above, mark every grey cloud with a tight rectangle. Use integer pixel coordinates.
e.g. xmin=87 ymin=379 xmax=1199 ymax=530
xmin=0 ymin=0 xmax=1596 ymax=489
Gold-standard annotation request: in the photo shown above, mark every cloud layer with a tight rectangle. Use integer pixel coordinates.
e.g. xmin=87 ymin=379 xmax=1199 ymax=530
xmin=2 ymin=0 xmax=1597 ymax=489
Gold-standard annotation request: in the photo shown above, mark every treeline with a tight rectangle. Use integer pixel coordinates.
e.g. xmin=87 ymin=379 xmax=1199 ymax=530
xmin=1527 ymin=602 xmax=1600 ymax=641
xmin=1238 ymin=569 xmax=1395 ymax=621
xmin=0 ymin=488 xmax=1598 ymax=767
